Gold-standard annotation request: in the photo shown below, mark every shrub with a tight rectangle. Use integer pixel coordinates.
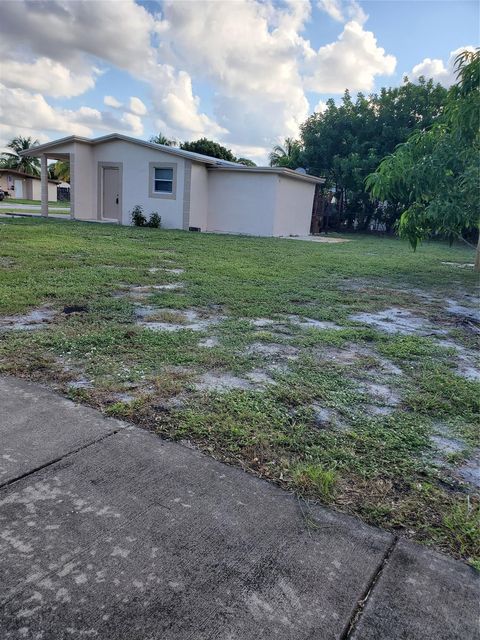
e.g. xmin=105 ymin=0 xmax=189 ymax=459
xmin=147 ymin=212 xmax=162 ymax=228
xmin=131 ymin=205 xmax=147 ymax=226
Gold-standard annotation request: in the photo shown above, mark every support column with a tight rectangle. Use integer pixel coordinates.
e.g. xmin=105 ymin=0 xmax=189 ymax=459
xmin=40 ymin=154 xmax=48 ymax=218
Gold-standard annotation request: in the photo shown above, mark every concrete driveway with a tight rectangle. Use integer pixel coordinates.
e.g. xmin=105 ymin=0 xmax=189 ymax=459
xmin=0 ymin=376 xmax=478 ymax=639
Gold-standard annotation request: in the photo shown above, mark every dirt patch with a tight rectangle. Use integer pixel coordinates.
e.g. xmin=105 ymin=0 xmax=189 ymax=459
xmin=194 ymin=372 xmax=254 ymax=392
xmin=310 ymin=403 xmax=349 ymax=430
xmin=283 ymin=235 xmax=350 ymax=244
xmin=0 ymin=307 xmax=56 ymax=332
xmin=441 ymin=262 xmax=475 ymax=269
xmin=164 ymin=268 xmax=185 ymax=275
xmin=360 ymin=381 xmax=400 ymax=407
xmin=245 ymin=369 xmax=276 ymax=385
xmin=0 ymin=257 xmax=16 ymax=268
xmin=431 ymin=435 xmax=465 ymax=456
xmin=287 ymin=315 xmax=343 ymax=331
xmin=457 ymin=450 xmax=480 ymax=489
xmin=437 ymin=339 xmax=480 ymax=381
xmin=198 ymin=337 xmax=220 ymax=348
xmin=350 ymin=307 xmax=445 ymax=336
xmin=444 ymin=298 xmax=480 ymax=323
xmin=136 ymin=307 xmax=226 ymax=332
xmin=245 ymin=342 xmax=299 ymax=360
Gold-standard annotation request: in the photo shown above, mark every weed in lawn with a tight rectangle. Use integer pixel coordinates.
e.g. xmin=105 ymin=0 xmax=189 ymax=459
xmin=292 ymin=463 xmax=337 ymax=499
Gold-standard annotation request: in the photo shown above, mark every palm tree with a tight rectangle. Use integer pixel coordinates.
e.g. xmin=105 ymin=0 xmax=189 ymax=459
xmin=269 ymin=138 xmax=303 ymax=169
xmin=51 ymin=160 xmax=70 ymax=182
xmin=0 ymin=136 xmax=41 ymax=176
xmin=149 ymin=132 xmax=176 ymax=146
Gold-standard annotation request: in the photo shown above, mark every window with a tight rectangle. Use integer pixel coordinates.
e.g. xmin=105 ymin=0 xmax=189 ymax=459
xmin=154 ymin=167 xmax=173 ymax=193
xmin=149 ymin=162 xmax=177 ymax=199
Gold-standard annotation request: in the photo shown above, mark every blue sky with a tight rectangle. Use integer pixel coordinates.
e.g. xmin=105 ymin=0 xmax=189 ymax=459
xmin=0 ymin=0 xmax=477 ymax=163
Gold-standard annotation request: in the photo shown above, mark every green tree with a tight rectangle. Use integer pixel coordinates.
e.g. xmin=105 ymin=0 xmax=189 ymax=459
xmin=236 ymin=157 xmax=257 ymax=166
xmin=366 ymin=50 xmax=480 ymax=269
xmin=301 ymin=80 xmax=448 ymax=230
xmin=180 ymin=138 xmax=236 ymax=161
xmin=269 ymin=138 xmax=303 ymax=169
xmin=150 ymin=132 xmax=176 ymax=146
xmin=0 ymin=136 xmax=41 ymax=176
xmin=51 ymin=160 xmax=70 ymax=182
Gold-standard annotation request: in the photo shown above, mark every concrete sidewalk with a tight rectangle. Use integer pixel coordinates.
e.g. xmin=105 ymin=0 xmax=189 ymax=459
xmin=0 ymin=377 xmax=478 ymax=639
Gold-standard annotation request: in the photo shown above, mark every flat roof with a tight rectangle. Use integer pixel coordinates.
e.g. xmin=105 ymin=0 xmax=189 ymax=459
xmin=207 ymin=165 xmax=325 ymax=185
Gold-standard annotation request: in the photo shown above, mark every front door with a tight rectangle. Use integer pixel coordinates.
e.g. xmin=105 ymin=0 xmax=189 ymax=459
xmin=102 ymin=166 xmax=120 ymax=221
xmin=14 ymin=179 xmax=23 ymax=198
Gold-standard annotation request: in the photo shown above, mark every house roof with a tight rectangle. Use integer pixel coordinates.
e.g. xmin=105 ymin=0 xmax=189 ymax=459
xmin=0 ymin=168 xmax=60 ymax=184
xmin=20 ymin=133 xmax=325 ymax=184
xmin=20 ymin=133 xmax=241 ymax=167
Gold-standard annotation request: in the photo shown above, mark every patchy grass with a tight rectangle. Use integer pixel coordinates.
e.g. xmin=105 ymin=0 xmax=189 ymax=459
xmin=0 ymin=217 xmax=479 ymax=565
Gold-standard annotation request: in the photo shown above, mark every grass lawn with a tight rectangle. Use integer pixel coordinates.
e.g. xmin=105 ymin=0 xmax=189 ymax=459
xmin=0 ymin=218 xmax=478 ymax=566
xmin=2 ymin=198 xmax=70 ymax=208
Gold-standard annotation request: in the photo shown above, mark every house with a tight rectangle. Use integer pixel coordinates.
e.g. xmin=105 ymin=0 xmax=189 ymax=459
xmin=21 ymin=134 xmax=324 ymax=236
xmin=0 ymin=169 xmax=59 ymax=201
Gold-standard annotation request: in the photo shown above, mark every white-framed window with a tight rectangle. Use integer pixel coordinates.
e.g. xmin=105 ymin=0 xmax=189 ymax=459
xmin=154 ymin=167 xmax=173 ymax=193
xmin=149 ymin=162 xmax=177 ymax=199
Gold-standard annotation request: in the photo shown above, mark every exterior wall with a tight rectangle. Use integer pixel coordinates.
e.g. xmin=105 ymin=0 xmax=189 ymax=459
xmin=30 ymin=180 xmax=58 ymax=201
xmin=90 ymin=140 xmax=186 ymax=227
xmin=206 ymin=172 xmax=277 ymax=236
xmin=188 ymin=163 xmax=209 ymax=230
xmin=0 ymin=173 xmax=57 ymax=201
xmin=273 ymin=175 xmax=315 ymax=236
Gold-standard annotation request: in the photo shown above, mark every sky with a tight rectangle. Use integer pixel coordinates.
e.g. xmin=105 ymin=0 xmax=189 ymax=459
xmin=0 ymin=0 xmax=477 ymax=164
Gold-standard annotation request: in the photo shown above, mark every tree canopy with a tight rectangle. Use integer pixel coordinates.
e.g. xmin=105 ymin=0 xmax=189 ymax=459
xmin=0 ymin=136 xmax=41 ymax=176
xmin=150 ymin=132 xmax=176 ymax=146
xmin=300 ymin=79 xmax=448 ymax=230
xmin=366 ymin=50 xmax=480 ymax=268
xmin=180 ymin=138 xmax=236 ymax=161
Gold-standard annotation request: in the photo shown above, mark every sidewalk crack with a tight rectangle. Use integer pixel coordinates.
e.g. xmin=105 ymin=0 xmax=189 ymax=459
xmin=341 ymin=535 xmax=398 ymax=639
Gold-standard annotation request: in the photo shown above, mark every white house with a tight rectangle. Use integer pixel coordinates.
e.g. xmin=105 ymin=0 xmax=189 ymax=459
xmin=0 ymin=169 xmax=59 ymax=201
xmin=21 ymin=134 xmax=324 ymax=236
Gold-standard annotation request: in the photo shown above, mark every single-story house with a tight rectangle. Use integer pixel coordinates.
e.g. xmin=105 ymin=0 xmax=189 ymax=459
xmin=0 ymin=169 xmax=59 ymax=201
xmin=21 ymin=134 xmax=324 ymax=236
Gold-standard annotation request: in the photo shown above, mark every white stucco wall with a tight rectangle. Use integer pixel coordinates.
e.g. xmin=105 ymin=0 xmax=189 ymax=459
xmin=273 ymin=175 xmax=315 ymax=236
xmin=188 ymin=162 xmax=209 ymax=230
xmin=206 ymin=171 xmax=277 ymax=236
xmin=30 ymin=180 xmax=57 ymax=201
xmin=90 ymin=140 xmax=186 ymax=227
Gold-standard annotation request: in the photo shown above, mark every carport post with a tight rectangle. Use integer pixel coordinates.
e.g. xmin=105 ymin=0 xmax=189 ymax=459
xmin=40 ymin=154 xmax=48 ymax=217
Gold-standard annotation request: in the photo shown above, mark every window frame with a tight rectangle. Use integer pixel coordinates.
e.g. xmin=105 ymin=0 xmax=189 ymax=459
xmin=149 ymin=162 xmax=177 ymax=199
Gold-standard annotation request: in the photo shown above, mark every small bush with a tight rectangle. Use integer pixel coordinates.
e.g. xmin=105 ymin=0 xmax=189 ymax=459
xmin=147 ymin=212 xmax=162 ymax=228
xmin=131 ymin=205 xmax=147 ymax=226
xmin=130 ymin=207 xmax=161 ymax=228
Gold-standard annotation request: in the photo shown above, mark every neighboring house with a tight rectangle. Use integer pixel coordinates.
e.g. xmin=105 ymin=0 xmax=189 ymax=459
xmin=21 ymin=134 xmax=324 ymax=236
xmin=0 ymin=169 xmax=59 ymax=201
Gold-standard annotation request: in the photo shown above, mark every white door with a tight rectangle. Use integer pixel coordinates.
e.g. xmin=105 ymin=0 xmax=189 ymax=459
xmin=102 ymin=167 xmax=121 ymax=221
xmin=14 ymin=179 xmax=23 ymax=198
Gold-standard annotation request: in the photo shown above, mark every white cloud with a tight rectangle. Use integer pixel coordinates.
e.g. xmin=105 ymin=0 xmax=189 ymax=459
xmin=0 ymin=57 xmax=98 ymax=98
xmin=314 ymin=100 xmax=328 ymax=114
xmin=129 ymin=97 xmax=147 ymax=116
xmin=304 ymin=21 xmax=396 ymax=93
xmin=408 ymin=46 xmax=476 ymax=87
xmin=0 ymin=0 xmax=399 ymax=161
xmin=104 ymin=95 xmax=122 ymax=109
xmin=0 ymin=84 xmax=144 ymax=142
xmin=317 ymin=0 xmax=367 ymax=25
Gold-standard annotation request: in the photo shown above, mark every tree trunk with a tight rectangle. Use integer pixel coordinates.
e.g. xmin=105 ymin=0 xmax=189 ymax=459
xmin=475 ymin=233 xmax=480 ymax=272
